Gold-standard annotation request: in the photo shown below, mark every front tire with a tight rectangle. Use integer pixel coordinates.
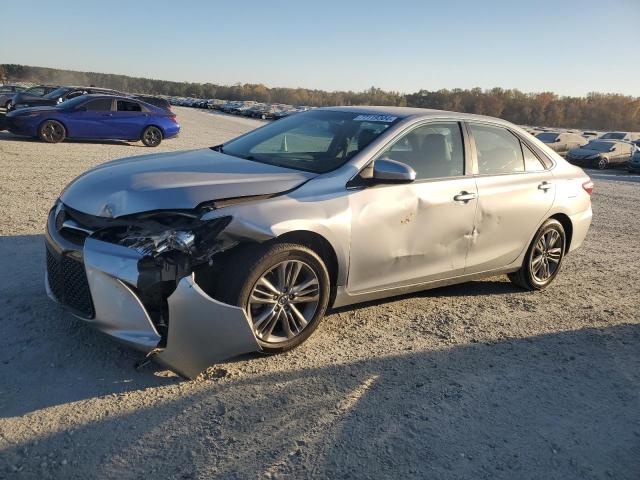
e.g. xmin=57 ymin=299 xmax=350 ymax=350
xmin=38 ymin=120 xmax=66 ymax=143
xmin=141 ymin=125 xmax=162 ymax=147
xmin=596 ymin=157 xmax=609 ymax=170
xmin=213 ymin=242 xmax=330 ymax=353
xmin=508 ymin=219 xmax=566 ymax=290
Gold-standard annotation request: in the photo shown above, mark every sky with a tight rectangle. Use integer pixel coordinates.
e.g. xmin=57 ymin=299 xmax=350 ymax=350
xmin=1 ymin=0 xmax=639 ymax=97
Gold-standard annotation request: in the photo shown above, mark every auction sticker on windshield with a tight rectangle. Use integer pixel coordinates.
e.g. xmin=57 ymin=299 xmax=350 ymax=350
xmin=353 ymin=115 xmax=398 ymax=122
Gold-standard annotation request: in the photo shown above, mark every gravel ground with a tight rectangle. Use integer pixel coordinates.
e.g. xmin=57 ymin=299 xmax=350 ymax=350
xmin=0 ymin=107 xmax=639 ymax=479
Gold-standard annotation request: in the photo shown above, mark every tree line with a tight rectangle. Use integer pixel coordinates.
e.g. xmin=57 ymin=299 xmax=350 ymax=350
xmin=2 ymin=64 xmax=638 ymax=131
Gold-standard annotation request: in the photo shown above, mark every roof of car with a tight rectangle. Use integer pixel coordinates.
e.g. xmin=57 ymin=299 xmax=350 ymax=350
xmin=59 ymin=86 xmax=120 ymax=91
xmin=78 ymin=94 xmax=139 ymax=100
xmin=589 ymin=139 xmax=622 ymax=144
xmin=321 ymin=105 xmax=516 ymax=125
xmin=76 ymin=94 xmax=159 ymax=108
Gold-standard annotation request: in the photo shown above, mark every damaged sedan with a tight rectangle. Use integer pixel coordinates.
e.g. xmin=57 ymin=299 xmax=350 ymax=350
xmin=45 ymin=107 xmax=593 ymax=378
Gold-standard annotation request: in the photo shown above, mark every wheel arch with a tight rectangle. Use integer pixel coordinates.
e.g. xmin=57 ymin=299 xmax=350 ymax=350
xmin=38 ymin=118 xmax=68 ymax=135
xmin=275 ymin=230 xmax=340 ymax=306
xmin=140 ymin=124 xmax=165 ymax=140
xmin=548 ymin=213 xmax=573 ymax=253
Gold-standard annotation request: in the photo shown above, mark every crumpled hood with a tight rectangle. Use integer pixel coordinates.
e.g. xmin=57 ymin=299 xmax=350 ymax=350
xmin=567 ymin=148 xmax=601 ymax=159
xmin=61 ymin=148 xmax=317 ymax=217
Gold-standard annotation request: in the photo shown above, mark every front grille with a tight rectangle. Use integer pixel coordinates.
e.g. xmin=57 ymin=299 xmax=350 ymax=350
xmin=46 ymin=248 xmax=95 ymax=318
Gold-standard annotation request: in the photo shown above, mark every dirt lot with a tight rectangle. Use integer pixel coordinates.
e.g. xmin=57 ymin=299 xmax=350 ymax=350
xmin=0 ymin=107 xmax=639 ymax=479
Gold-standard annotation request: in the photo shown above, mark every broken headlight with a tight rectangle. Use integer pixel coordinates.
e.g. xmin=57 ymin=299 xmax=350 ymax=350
xmin=120 ymin=230 xmax=197 ymax=257
xmin=96 ymin=214 xmax=232 ymax=262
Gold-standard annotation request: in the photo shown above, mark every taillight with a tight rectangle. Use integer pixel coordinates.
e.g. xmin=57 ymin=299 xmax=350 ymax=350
xmin=169 ymin=115 xmax=177 ymax=124
xmin=582 ymin=180 xmax=594 ymax=195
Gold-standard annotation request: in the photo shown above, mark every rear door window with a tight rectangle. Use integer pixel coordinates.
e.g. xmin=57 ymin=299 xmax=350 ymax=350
xmin=470 ymin=123 xmax=525 ymax=175
xmin=83 ymin=99 xmax=113 ymax=111
xmin=117 ymin=100 xmax=142 ymax=112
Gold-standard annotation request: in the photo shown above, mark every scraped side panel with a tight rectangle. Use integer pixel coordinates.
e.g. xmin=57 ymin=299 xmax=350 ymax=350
xmin=156 ymin=276 xmax=260 ymax=378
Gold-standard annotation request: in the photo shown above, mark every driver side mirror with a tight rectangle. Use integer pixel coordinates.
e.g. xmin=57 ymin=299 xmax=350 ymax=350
xmin=372 ymin=158 xmax=416 ymax=184
xmin=609 ymin=146 xmax=616 ymax=152
xmin=555 ymin=138 xmax=562 ymax=142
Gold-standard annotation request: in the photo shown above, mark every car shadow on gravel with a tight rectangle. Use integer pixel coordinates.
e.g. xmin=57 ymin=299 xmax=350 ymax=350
xmin=1 ymin=323 xmax=638 ymax=479
xmin=0 ymin=131 xmax=141 ymax=147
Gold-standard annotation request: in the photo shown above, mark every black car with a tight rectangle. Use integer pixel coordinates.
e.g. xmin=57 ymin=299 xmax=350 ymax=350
xmin=8 ymin=86 xmax=121 ymax=111
xmin=130 ymin=94 xmax=171 ymax=111
xmin=1 ymin=85 xmax=59 ymax=110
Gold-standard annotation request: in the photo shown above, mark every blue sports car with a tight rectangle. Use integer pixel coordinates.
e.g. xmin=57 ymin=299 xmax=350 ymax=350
xmin=5 ymin=95 xmax=180 ymax=147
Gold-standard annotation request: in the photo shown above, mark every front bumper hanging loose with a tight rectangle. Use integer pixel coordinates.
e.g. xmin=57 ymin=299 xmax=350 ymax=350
xmin=45 ymin=232 xmax=261 ymax=378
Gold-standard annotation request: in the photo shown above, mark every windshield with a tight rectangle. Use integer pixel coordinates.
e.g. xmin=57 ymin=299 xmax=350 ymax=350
xmin=43 ymin=88 xmax=70 ymax=99
xmin=220 ymin=110 xmax=400 ymax=173
xmin=536 ymin=132 xmax=559 ymax=142
xmin=23 ymin=86 xmax=45 ymax=96
xmin=57 ymin=96 xmax=90 ymax=109
xmin=601 ymin=132 xmax=625 ymax=140
xmin=585 ymin=141 xmax=614 ymax=152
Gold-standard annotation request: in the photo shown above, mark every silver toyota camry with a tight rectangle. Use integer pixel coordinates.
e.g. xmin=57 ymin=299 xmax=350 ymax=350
xmin=45 ymin=107 xmax=593 ymax=377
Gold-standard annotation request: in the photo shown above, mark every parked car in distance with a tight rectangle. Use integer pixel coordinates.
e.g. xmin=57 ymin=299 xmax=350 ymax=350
xmin=8 ymin=86 xmax=122 ymax=111
xmin=536 ymin=131 xmax=588 ymax=156
xmin=0 ymin=84 xmax=26 ymax=94
xmin=6 ymin=95 xmax=179 ymax=146
xmin=1 ymin=84 xmax=59 ymax=110
xmin=566 ymin=139 xmax=634 ymax=169
xmin=582 ymin=131 xmax=600 ymax=140
xmin=600 ymin=131 xmax=640 ymax=142
xmin=44 ymin=106 xmax=593 ymax=377
xmin=628 ymin=149 xmax=640 ymax=173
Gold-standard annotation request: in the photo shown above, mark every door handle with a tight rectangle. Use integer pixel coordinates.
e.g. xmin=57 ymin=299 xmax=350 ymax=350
xmin=453 ymin=191 xmax=477 ymax=202
xmin=538 ymin=181 xmax=553 ymax=191
xmin=102 ymin=113 xmax=113 ymax=117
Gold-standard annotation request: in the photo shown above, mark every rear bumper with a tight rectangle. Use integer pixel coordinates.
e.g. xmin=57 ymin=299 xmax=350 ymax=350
xmin=45 ymin=205 xmax=260 ymax=378
xmin=568 ymin=205 xmax=592 ymax=253
xmin=162 ymin=123 xmax=180 ymax=139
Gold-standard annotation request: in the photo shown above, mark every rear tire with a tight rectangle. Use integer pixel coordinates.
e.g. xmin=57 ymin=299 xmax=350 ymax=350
xmin=38 ymin=120 xmax=66 ymax=143
xmin=508 ymin=219 xmax=566 ymax=290
xmin=212 ymin=242 xmax=330 ymax=353
xmin=141 ymin=125 xmax=162 ymax=147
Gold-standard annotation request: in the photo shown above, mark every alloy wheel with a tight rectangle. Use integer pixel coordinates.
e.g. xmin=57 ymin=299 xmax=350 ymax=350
xmin=530 ymin=229 xmax=563 ymax=283
xmin=41 ymin=121 xmax=65 ymax=142
xmin=143 ymin=127 xmax=162 ymax=146
xmin=247 ymin=260 xmax=320 ymax=343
